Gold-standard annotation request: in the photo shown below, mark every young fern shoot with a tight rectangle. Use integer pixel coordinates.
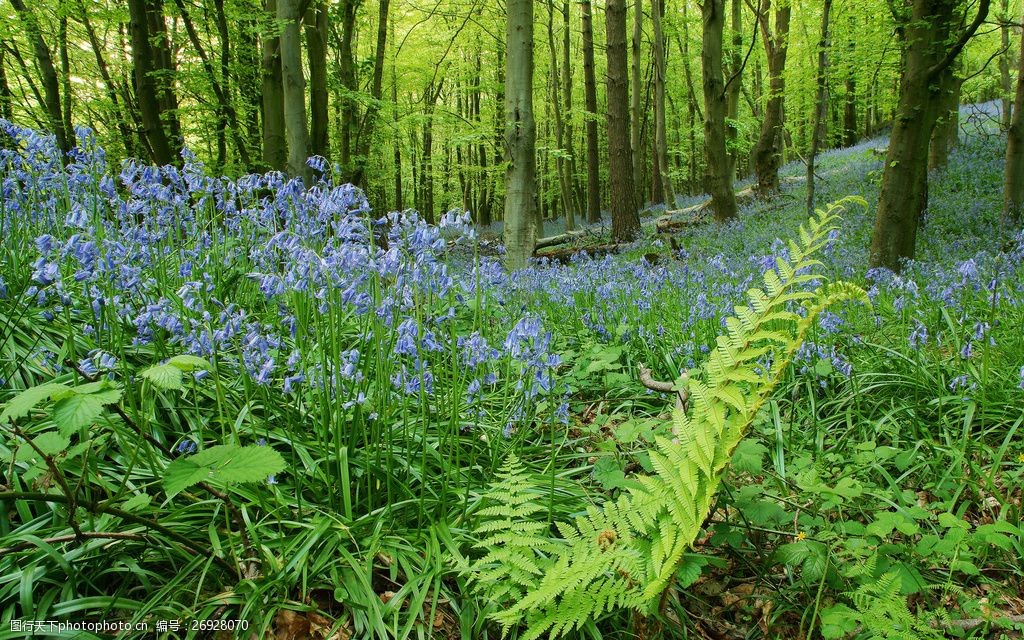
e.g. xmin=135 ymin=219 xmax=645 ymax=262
xmin=470 ymin=198 xmax=871 ymax=639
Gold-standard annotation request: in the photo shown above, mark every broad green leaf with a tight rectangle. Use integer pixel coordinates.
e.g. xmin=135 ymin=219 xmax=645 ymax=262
xmin=1 ymin=383 xmax=70 ymax=423
xmin=731 ymin=440 xmax=767 ymax=475
xmin=167 ymin=355 xmax=211 ymax=372
xmin=73 ymin=380 xmax=122 ymax=405
xmin=53 ymin=393 xmax=107 ymax=434
xmin=141 ymin=364 xmax=184 ymax=391
xmin=163 ymin=444 xmax=286 ymax=498
xmin=14 ymin=431 xmax=70 ymax=461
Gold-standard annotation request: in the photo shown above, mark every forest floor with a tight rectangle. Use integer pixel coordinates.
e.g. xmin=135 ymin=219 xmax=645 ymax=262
xmin=0 ymin=102 xmax=1022 ymax=640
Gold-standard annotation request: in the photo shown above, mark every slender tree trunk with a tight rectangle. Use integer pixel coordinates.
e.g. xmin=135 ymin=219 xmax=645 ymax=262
xmin=127 ymin=0 xmax=180 ymax=165
xmin=338 ymin=0 xmax=359 ymax=175
xmin=392 ymin=19 xmax=403 ymax=210
xmin=306 ymin=3 xmax=330 ymax=161
xmin=725 ymin=0 xmax=742 ymax=184
xmin=582 ymin=0 xmax=602 ymax=223
xmin=563 ymin=0 xmax=582 ymax=218
xmin=547 ymin=0 xmax=576 ymax=230
xmin=806 ymin=0 xmax=831 ymax=213
xmin=752 ymin=0 xmax=791 ymax=197
xmin=76 ymin=2 xmax=135 ymax=155
xmin=1001 ymin=0 xmax=1013 ymax=131
xmin=929 ymin=65 xmax=962 ymax=171
xmin=262 ymin=0 xmax=287 ymax=171
xmin=869 ymin=0 xmax=991 ymax=271
xmin=10 ymin=0 xmax=71 ymax=155
xmin=607 ymin=0 xmax=640 ymax=241
xmin=58 ymin=15 xmax=73 ymax=143
xmin=652 ymin=0 xmax=673 ymax=205
xmin=1004 ymin=13 xmax=1024 ymax=225
xmin=279 ymin=0 xmax=310 ymax=181
xmin=350 ymin=0 xmax=391 ymax=188
xmin=631 ymin=0 xmax=644 ymax=202
xmin=237 ymin=12 xmax=263 ymax=158
xmin=504 ymin=0 xmax=538 ymax=269
xmin=702 ymin=0 xmax=737 ymax=221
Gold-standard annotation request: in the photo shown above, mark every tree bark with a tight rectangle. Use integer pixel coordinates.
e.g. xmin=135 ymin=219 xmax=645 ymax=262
xmin=652 ymin=0 xmax=674 ymax=205
xmin=725 ymin=0 xmax=743 ymax=184
xmin=929 ymin=65 xmax=962 ymax=171
xmin=350 ymin=0 xmax=391 ymax=189
xmin=306 ymin=3 xmax=330 ymax=161
xmin=279 ymin=0 xmax=310 ymax=181
xmin=582 ymin=0 xmax=602 ymax=223
xmin=76 ymin=1 xmax=137 ymax=156
xmin=607 ymin=0 xmax=641 ymax=241
xmin=806 ymin=0 xmax=831 ymax=213
xmin=504 ymin=0 xmax=539 ymax=269
xmin=702 ymin=0 xmax=737 ymax=221
xmin=261 ymin=0 xmax=287 ymax=172
xmin=337 ymin=0 xmax=359 ymax=176
xmin=126 ymin=0 xmax=180 ymax=166
xmin=0 ymin=48 xmax=12 ymax=123
xmin=10 ymin=0 xmax=71 ymax=155
xmin=869 ymin=0 xmax=991 ymax=271
xmin=631 ymin=0 xmax=644 ymax=203
xmin=1004 ymin=12 xmax=1024 ymax=225
xmin=547 ymin=0 xmax=577 ymax=230
xmin=752 ymin=0 xmax=791 ymax=197
xmin=1000 ymin=0 xmax=1013 ymax=131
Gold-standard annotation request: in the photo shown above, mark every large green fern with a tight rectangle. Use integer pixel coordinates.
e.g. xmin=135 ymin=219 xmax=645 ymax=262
xmin=470 ymin=199 xmax=871 ymax=639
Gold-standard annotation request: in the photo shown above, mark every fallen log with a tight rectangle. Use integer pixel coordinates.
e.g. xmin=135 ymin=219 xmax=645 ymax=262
xmin=534 ymin=227 xmax=601 ymax=251
xmin=534 ymin=242 xmax=628 ymax=264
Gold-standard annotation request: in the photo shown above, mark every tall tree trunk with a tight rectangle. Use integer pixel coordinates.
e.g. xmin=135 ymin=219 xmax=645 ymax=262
xmin=631 ymin=0 xmax=644 ymax=203
xmin=1004 ymin=12 xmax=1024 ymax=225
xmin=582 ymin=0 xmax=602 ymax=223
xmin=306 ymin=3 xmax=330 ymax=161
xmin=752 ymin=0 xmax=791 ymax=197
xmin=10 ymin=0 xmax=71 ymax=155
xmin=504 ymin=0 xmax=538 ymax=269
xmin=337 ymin=0 xmax=359 ymax=176
xmin=652 ymin=0 xmax=673 ymax=205
xmin=806 ymin=0 xmax=831 ymax=213
xmin=76 ymin=1 xmax=136 ymax=155
xmin=869 ymin=0 xmax=991 ymax=271
xmin=213 ymin=0 xmax=231 ymax=168
xmin=547 ymin=0 xmax=576 ymax=230
xmin=279 ymin=0 xmax=310 ymax=181
xmin=127 ymin=0 xmax=180 ymax=165
xmin=392 ymin=18 xmax=403 ymax=210
xmin=237 ymin=11 xmax=263 ymax=158
xmin=702 ymin=0 xmax=737 ymax=221
xmin=350 ymin=0 xmax=391 ymax=188
xmin=843 ymin=20 xmax=858 ymax=147
xmin=58 ymin=14 xmax=73 ymax=144
xmin=929 ymin=64 xmax=962 ymax=171
xmin=724 ymin=0 xmax=742 ymax=184
xmin=1000 ymin=0 xmax=1013 ymax=131
xmin=562 ymin=0 xmax=582 ymax=218
xmin=607 ymin=0 xmax=640 ymax=241
xmin=262 ymin=0 xmax=287 ymax=171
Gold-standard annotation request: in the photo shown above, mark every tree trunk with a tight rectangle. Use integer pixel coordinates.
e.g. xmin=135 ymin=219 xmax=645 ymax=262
xmin=10 ymin=0 xmax=71 ymax=155
xmin=869 ymin=0 xmax=991 ymax=271
xmin=806 ymin=0 xmax=831 ymax=213
xmin=351 ymin=0 xmax=391 ymax=189
xmin=504 ymin=0 xmax=539 ymax=269
xmin=929 ymin=66 xmax=962 ymax=171
xmin=607 ymin=0 xmax=640 ymax=241
xmin=652 ymin=0 xmax=673 ymax=205
xmin=725 ymin=0 xmax=742 ymax=184
xmin=1000 ymin=0 xmax=1013 ymax=131
xmin=262 ymin=0 xmax=287 ymax=171
xmin=0 ymin=48 xmax=12 ymax=123
xmin=563 ymin=0 xmax=583 ymax=219
xmin=126 ymin=0 xmax=180 ymax=166
xmin=752 ymin=0 xmax=791 ymax=197
xmin=392 ymin=18 xmax=403 ymax=210
xmin=1004 ymin=12 xmax=1024 ymax=225
xmin=338 ymin=0 xmax=359 ymax=176
xmin=76 ymin=1 xmax=137 ymax=156
xmin=279 ymin=0 xmax=310 ymax=181
xmin=582 ymin=0 xmax=602 ymax=223
xmin=631 ymin=0 xmax=644 ymax=203
xmin=547 ymin=0 xmax=576 ymax=230
xmin=702 ymin=0 xmax=737 ymax=222
xmin=306 ymin=3 xmax=330 ymax=161
xmin=58 ymin=15 xmax=73 ymax=144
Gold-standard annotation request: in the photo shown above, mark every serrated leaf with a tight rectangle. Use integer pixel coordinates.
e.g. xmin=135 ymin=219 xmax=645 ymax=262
xmin=53 ymin=393 xmax=107 ymax=434
xmin=166 ymin=355 xmax=211 ymax=372
xmin=74 ymin=380 xmax=122 ymax=404
xmin=163 ymin=444 xmax=286 ymax=498
xmin=731 ymin=440 xmax=767 ymax=475
xmin=141 ymin=364 xmax=184 ymax=391
xmin=1 ymin=383 xmax=70 ymax=422
xmin=14 ymin=431 xmax=70 ymax=461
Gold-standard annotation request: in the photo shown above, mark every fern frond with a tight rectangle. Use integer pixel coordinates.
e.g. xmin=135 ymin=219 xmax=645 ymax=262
xmin=469 ymin=197 xmax=871 ymax=638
